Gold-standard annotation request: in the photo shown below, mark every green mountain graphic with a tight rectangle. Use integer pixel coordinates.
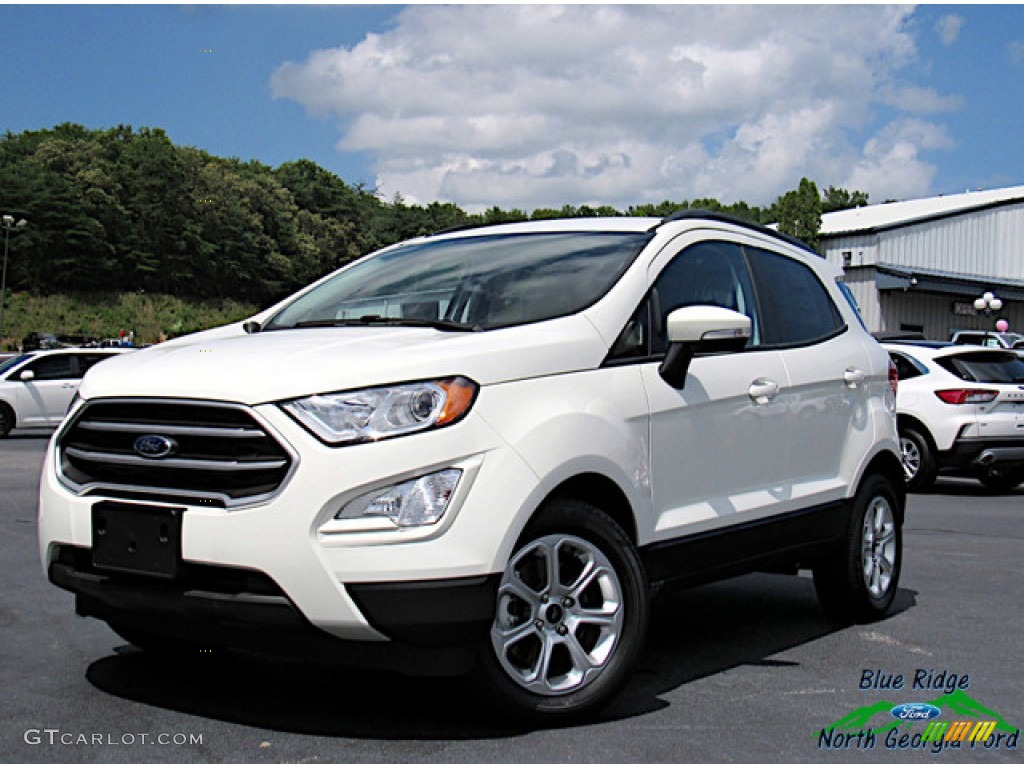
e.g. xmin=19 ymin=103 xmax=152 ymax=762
xmin=817 ymin=689 xmax=1017 ymax=738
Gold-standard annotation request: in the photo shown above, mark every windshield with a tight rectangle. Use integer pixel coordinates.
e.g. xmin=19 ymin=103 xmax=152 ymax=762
xmin=0 ymin=354 xmax=31 ymax=377
xmin=938 ymin=351 xmax=1024 ymax=384
xmin=266 ymin=232 xmax=652 ymax=332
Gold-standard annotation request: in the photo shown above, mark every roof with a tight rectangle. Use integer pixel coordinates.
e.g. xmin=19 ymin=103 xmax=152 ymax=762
xmin=820 ymin=185 xmax=1024 ymax=237
xmin=431 ymin=217 xmax=660 ymax=238
xmin=881 ymin=341 xmax=997 ymax=359
xmin=433 ymin=210 xmax=818 ymax=255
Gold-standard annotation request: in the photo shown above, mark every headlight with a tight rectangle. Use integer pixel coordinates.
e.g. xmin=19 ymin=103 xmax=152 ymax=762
xmin=280 ymin=376 xmax=478 ymax=446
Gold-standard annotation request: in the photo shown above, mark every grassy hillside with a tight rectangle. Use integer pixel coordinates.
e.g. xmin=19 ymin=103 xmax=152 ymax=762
xmin=1 ymin=291 xmax=259 ymax=350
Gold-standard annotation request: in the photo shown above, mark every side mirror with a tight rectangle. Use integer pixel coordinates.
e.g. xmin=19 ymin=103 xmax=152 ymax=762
xmin=659 ymin=306 xmax=752 ymax=388
xmin=20 ymin=369 xmax=35 ymax=382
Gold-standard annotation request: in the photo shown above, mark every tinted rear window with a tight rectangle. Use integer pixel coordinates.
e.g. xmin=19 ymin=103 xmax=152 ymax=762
xmin=746 ymin=247 xmax=844 ymax=346
xmin=937 ymin=352 xmax=1024 ymax=384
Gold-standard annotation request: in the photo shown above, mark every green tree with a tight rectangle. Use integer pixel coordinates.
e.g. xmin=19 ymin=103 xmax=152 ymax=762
xmin=822 ymin=186 xmax=869 ymax=213
xmin=774 ymin=177 xmax=823 ymax=249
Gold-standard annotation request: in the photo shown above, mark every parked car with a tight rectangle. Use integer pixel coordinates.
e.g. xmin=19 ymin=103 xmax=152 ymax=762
xmin=21 ymin=331 xmax=61 ymax=351
xmin=0 ymin=348 xmax=130 ymax=437
xmin=56 ymin=333 xmax=100 ymax=348
xmin=39 ymin=212 xmax=904 ymax=720
xmin=950 ymin=330 xmax=1024 ymax=350
xmin=884 ymin=341 xmax=1024 ymax=492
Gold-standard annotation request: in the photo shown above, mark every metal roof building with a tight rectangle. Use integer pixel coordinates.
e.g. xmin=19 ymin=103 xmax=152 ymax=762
xmin=819 ymin=186 xmax=1024 ymax=340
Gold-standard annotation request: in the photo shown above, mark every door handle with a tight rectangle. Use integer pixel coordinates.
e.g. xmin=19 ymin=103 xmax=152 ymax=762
xmin=748 ymin=378 xmax=780 ymax=405
xmin=844 ymin=367 xmax=866 ymax=388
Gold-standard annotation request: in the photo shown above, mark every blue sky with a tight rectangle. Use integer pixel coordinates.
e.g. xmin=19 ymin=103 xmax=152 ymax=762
xmin=2 ymin=4 xmax=1024 ymax=211
xmin=2 ymin=5 xmax=396 ymax=185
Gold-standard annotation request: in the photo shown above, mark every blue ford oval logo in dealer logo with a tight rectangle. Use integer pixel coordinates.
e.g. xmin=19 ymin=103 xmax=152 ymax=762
xmin=133 ymin=434 xmax=177 ymax=459
xmin=890 ymin=703 xmax=942 ymax=721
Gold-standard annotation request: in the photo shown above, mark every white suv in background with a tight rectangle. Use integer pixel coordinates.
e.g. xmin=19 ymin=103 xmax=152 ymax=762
xmin=885 ymin=341 xmax=1024 ymax=492
xmin=39 ymin=212 xmax=904 ymax=720
xmin=950 ymin=330 xmax=1024 ymax=350
xmin=0 ymin=349 xmax=129 ymax=437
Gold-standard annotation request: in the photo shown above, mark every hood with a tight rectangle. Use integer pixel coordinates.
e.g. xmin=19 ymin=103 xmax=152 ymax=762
xmin=78 ymin=316 xmax=608 ymax=405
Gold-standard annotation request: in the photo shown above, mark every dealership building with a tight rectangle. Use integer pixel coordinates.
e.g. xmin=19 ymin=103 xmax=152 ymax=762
xmin=819 ymin=185 xmax=1024 ymax=340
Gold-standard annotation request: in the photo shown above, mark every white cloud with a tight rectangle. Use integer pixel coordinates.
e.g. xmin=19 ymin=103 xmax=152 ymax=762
xmin=271 ymin=5 xmax=955 ymax=211
xmin=878 ymin=85 xmax=963 ymax=114
xmin=935 ymin=14 xmax=964 ymax=46
xmin=845 ymin=119 xmax=955 ymax=201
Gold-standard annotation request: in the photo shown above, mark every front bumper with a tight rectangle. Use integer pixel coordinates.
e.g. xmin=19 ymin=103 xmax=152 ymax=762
xmin=39 ymin=397 xmax=540 ymax=645
xmin=49 ymin=545 xmax=497 ymax=674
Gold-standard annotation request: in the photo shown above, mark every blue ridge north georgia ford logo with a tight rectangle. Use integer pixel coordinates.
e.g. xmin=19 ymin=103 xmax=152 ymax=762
xmin=133 ymin=434 xmax=177 ymax=459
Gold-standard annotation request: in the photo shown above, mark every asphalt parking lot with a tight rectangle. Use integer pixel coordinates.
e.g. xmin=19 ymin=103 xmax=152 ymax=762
xmin=1 ymin=430 xmax=1021 ymax=763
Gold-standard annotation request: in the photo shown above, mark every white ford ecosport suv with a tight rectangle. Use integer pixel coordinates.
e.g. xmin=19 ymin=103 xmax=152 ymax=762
xmin=39 ymin=212 xmax=904 ymax=720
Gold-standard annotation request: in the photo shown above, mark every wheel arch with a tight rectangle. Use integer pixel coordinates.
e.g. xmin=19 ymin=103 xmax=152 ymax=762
xmin=859 ymin=450 xmax=906 ymax=524
xmin=896 ymin=413 xmax=937 ymax=453
xmin=519 ymin=472 xmax=639 ymax=547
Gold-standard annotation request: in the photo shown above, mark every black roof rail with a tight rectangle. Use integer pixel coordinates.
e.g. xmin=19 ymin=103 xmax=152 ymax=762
xmin=431 ymin=218 xmax=531 ymax=237
xmin=871 ymin=331 xmax=927 ymax=342
xmin=652 ymin=209 xmax=819 ymax=256
xmin=431 ymin=221 xmax=492 ymax=236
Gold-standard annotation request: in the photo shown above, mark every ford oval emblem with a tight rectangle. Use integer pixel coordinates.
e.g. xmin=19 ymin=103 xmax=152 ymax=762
xmin=890 ymin=703 xmax=941 ymax=721
xmin=133 ymin=434 xmax=177 ymax=459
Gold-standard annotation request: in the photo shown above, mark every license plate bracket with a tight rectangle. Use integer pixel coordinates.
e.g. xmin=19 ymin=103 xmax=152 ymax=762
xmin=91 ymin=502 xmax=184 ymax=579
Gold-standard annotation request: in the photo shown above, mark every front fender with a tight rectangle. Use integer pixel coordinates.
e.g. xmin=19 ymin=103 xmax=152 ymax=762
xmin=475 ymin=367 xmax=652 ymax=560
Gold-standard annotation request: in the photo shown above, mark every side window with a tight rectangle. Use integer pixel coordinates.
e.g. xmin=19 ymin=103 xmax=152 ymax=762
xmin=836 ymin=280 xmax=867 ymax=331
xmin=745 ymin=247 xmax=844 ymax=346
xmin=954 ymin=333 xmax=982 ymax=346
xmin=25 ymin=354 xmax=77 ymax=381
xmin=607 ymin=300 xmax=650 ymax=361
xmin=889 ymin=351 xmax=926 ymax=381
xmin=651 ymin=241 xmax=760 ymax=354
xmin=77 ymin=353 xmax=115 ymax=375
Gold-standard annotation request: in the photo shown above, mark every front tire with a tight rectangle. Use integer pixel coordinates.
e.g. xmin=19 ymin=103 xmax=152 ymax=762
xmin=479 ymin=499 xmax=648 ymax=721
xmin=814 ymin=474 xmax=903 ymax=623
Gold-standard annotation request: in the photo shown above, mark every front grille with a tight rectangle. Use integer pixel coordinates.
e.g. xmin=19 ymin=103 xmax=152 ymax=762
xmin=58 ymin=399 xmax=295 ymax=507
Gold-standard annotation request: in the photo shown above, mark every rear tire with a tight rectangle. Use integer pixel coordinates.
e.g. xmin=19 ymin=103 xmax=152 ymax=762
xmin=478 ymin=499 xmax=648 ymax=722
xmin=0 ymin=403 xmax=14 ymax=438
xmin=899 ymin=427 xmax=936 ymax=492
xmin=814 ymin=474 xmax=903 ymax=623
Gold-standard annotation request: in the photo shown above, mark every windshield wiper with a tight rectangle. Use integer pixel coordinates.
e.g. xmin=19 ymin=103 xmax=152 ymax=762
xmin=289 ymin=315 xmax=482 ymax=332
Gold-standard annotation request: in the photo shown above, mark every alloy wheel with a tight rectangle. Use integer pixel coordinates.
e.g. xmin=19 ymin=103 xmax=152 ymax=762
xmin=491 ymin=534 xmax=624 ymax=696
xmin=899 ymin=436 xmax=920 ymax=481
xmin=861 ymin=496 xmax=897 ymax=599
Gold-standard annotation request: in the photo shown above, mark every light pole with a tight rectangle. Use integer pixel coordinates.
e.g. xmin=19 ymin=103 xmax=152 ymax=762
xmin=973 ymin=291 xmax=1003 ymax=317
xmin=0 ymin=214 xmax=28 ymax=342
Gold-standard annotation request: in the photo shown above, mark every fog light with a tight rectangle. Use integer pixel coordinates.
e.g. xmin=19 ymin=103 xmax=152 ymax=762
xmin=337 ymin=469 xmax=462 ymax=528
